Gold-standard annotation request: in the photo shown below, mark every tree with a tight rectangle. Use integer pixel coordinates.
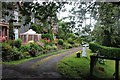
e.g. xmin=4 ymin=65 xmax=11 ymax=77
xmin=18 ymin=1 xmax=66 ymax=34
xmin=91 ymin=2 xmax=120 ymax=47
xmin=57 ymin=21 xmax=75 ymax=40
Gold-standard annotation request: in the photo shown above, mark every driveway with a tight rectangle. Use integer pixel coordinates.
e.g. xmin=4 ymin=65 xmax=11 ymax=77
xmin=2 ymin=47 xmax=81 ymax=79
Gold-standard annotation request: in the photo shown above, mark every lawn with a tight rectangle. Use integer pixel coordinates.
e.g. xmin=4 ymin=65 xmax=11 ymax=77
xmin=57 ymin=48 xmax=120 ymax=79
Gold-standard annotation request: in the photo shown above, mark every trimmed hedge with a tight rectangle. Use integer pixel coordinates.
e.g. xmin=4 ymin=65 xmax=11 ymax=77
xmin=89 ymin=43 xmax=101 ymax=53
xmin=89 ymin=42 xmax=120 ymax=58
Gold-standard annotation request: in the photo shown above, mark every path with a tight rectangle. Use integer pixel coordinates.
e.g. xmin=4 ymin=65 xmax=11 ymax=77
xmin=2 ymin=47 xmax=81 ymax=79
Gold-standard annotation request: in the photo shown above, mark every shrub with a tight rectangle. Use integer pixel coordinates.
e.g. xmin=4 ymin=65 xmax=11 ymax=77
xmin=63 ymin=42 xmax=72 ymax=49
xmin=67 ymin=38 xmax=74 ymax=44
xmin=74 ymin=43 xmax=80 ymax=47
xmin=89 ymin=42 xmax=120 ymax=58
xmin=58 ymin=39 xmax=64 ymax=45
xmin=28 ymin=49 xmax=36 ymax=57
xmin=22 ymin=52 xmax=30 ymax=58
xmin=14 ymin=39 xmax=22 ymax=48
xmin=2 ymin=43 xmax=22 ymax=61
xmin=52 ymin=45 xmax=58 ymax=50
xmin=45 ymin=45 xmax=52 ymax=50
xmin=7 ymin=40 xmax=15 ymax=47
xmin=2 ymin=42 xmax=13 ymax=61
xmin=11 ymin=48 xmax=23 ymax=60
xmin=41 ymin=34 xmax=53 ymax=40
xmin=19 ymin=45 xmax=29 ymax=52
xmin=54 ymin=39 xmax=58 ymax=45
xmin=28 ymin=42 xmax=40 ymax=52
xmin=27 ymin=42 xmax=42 ymax=57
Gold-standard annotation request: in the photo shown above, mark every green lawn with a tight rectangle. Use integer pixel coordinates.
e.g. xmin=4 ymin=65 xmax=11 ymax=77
xmin=57 ymin=48 xmax=120 ymax=79
xmin=1 ymin=49 xmax=67 ymax=65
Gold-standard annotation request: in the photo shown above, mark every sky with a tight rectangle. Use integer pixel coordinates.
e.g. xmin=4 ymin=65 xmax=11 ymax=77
xmin=57 ymin=3 xmax=97 ymax=30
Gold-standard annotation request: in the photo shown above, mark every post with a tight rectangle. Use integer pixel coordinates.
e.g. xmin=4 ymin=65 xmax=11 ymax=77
xmin=115 ymin=60 xmax=119 ymax=80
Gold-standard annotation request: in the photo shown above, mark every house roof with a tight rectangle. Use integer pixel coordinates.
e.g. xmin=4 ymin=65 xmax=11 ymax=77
xmin=23 ymin=29 xmax=36 ymax=34
xmin=0 ymin=22 xmax=9 ymax=28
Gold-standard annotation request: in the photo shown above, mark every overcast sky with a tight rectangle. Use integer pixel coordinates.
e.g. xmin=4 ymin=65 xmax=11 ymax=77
xmin=57 ymin=3 xmax=96 ymax=29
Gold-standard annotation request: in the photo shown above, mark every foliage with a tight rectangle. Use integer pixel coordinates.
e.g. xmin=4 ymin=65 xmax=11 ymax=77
xmin=58 ymin=39 xmax=64 ymax=45
xmin=63 ymin=42 xmax=72 ymax=49
xmin=22 ymin=52 xmax=30 ymax=58
xmin=2 ymin=42 xmax=22 ymax=61
xmin=89 ymin=42 xmax=120 ymax=58
xmin=14 ymin=39 xmax=22 ymax=48
xmin=30 ymin=23 xmax=44 ymax=34
xmin=57 ymin=21 xmax=75 ymax=40
xmin=28 ymin=42 xmax=40 ymax=52
xmin=67 ymin=37 xmax=74 ymax=44
xmin=28 ymin=49 xmax=36 ymax=57
xmin=2 ymin=42 xmax=13 ymax=61
xmin=91 ymin=3 xmax=120 ymax=47
xmin=7 ymin=40 xmax=15 ymax=47
xmin=52 ymin=45 xmax=58 ymax=50
xmin=19 ymin=45 xmax=29 ymax=52
xmin=41 ymin=34 xmax=53 ymax=40
xmin=11 ymin=48 xmax=23 ymax=60
xmin=18 ymin=2 xmax=67 ymax=34
xmin=9 ymin=21 xmax=15 ymax=40
xmin=89 ymin=42 xmax=101 ymax=53
xmin=28 ymin=42 xmax=37 ymax=56
xmin=73 ymin=43 xmax=80 ymax=47
xmin=44 ymin=45 xmax=53 ymax=51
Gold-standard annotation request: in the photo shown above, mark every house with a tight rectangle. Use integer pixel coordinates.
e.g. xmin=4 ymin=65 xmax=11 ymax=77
xmin=0 ymin=22 xmax=9 ymax=42
xmin=1 ymin=1 xmax=58 ymax=42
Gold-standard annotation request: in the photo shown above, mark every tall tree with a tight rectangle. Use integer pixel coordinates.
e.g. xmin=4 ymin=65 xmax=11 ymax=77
xmin=91 ymin=2 xmax=120 ymax=47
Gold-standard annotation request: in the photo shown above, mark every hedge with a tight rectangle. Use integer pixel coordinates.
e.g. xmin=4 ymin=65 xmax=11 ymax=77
xmin=89 ymin=42 xmax=120 ymax=58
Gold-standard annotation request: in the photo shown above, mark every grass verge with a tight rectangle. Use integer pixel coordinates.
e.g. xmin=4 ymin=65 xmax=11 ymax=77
xmin=57 ymin=48 xmax=120 ymax=79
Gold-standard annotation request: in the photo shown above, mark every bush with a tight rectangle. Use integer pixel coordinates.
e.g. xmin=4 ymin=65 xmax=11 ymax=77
xmin=11 ymin=48 xmax=23 ymax=60
xmin=2 ymin=43 xmax=13 ymax=61
xmin=19 ymin=45 xmax=29 ymax=52
xmin=52 ymin=45 xmax=58 ymax=50
xmin=44 ymin=45 xmax=52 ymax=50
xmin=28 ymin=49 xmax=36 ymax=57
xmin=28 ymin=42 xmax=42 ymax=56
xmin=63 ymin=42 xmax=72 ymax=49
xmin=73 ymin=43 xmax=80 ymax=47
xmin=67 ymin=38 xmax=74 ymax=44
xmin=14 ymin=39 xmax=22 ymax=48
xmin=22 ymin=52 xmax=30 ymax=58
xmin=41 ymin=34 xmax=53 ymax=40
xmin=58 ymin=39 xmax=64 ymax=45
xmin=89 ymin=42 xmax=120 ymax=58
xmin=2 ymin=43 xmax=22 ymax=61
xmin=28 ymin=42 xmax=40 ymax=52
xmin=7 ymin=40 xmax=15 ymax=47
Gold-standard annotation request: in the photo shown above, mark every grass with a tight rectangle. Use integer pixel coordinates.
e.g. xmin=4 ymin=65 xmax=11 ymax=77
xmin=57 ymin=48 xmax=120 ymax=79
xmin=1 ymin=49 xmax=68 ymax=65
